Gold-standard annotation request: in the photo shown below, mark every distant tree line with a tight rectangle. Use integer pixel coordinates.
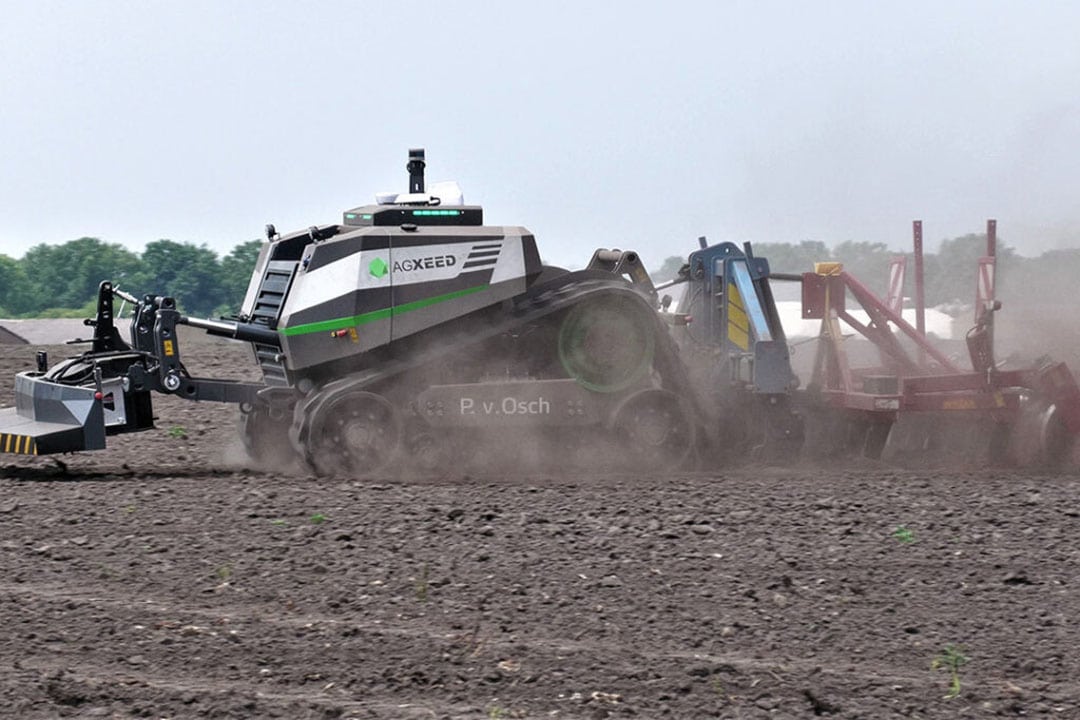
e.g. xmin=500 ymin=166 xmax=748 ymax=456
xmin=651 ymin=234 xmax=1076 ymax=312
xmin=1 ymin=232 xmax=1074 ymax=321
xmin=0 ymin=238 xmax=262 ymax=318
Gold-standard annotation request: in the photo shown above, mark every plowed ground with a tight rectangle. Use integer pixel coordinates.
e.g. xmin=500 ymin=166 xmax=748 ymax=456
xmin=2 ymin=336 xmax=1079 ymax=719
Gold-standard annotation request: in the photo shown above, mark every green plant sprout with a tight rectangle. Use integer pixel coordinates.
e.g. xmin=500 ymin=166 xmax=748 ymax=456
xmin=167 ymin=426 xmax=188 ymax=439
xmin=712 ymin=676 xmax=731 ymax=703
xmin=892 ymin=525 xmax=915 ymax=544
xmin=309 ymin=512 xmax=327 ymax=524
xmin=931 ymin=644 xmax=968 ymax=699
xmin=414 ymin=563 xmax=430 ymax=602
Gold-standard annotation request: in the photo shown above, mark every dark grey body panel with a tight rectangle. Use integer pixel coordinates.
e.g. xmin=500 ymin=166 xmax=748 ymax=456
xmin=276 ymin=224 xmax=542 ymax=375
xmin=0 ymin=372 xmax=107 ymax=453
xmin=417 ymin=379 xmax=612 ymax=427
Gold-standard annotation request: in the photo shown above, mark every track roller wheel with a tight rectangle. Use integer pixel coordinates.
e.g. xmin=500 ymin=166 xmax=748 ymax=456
xmin=303 ymin=391 xmax=400 ymax=476
xmin=612 ymin=389 xmax=694 ymax=470
xmin=238 ymin=402 xmax=297 ymax=468
xmin=403 ymin=420 xmax=454 ymax=475
xmin=558 ymin=294 xmax=656 ymax=392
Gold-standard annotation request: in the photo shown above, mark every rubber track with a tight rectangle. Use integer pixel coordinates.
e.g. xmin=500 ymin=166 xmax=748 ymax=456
xmin=290 ymin=272 xmax=698 ymax=472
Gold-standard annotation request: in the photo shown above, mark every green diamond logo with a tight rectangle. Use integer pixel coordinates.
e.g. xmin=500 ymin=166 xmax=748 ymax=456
xmin=368 ymin=257 xmax=388 ymax=278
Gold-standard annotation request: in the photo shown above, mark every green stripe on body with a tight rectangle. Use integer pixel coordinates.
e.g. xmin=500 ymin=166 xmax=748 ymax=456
xmin=280 ymin=284 xmax=488 ymax=337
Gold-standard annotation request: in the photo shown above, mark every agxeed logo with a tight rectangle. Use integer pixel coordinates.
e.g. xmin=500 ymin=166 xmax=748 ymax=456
xmin=368 ymin=257 xmax=388 ymax=278
xmin=393 ymin=255 xmax=457 ymax=273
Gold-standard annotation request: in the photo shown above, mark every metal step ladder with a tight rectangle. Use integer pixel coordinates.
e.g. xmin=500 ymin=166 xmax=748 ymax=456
xmin=248 ymin=260 xmax=297 ymax=386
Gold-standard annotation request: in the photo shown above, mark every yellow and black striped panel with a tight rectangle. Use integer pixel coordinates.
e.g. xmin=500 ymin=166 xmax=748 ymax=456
xmin=1 ymin=432 xmax=38 ymax=455
xmin=727 ymin=284 xmax=750 ymax=351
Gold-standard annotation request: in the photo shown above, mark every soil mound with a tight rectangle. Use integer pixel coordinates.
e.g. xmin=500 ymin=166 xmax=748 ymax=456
xmin=0 ymin=324 xmax=27 ymax=344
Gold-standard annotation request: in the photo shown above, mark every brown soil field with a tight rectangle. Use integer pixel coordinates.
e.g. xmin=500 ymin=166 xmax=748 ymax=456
xmin=2 ymin=334 xmax=1080 ymax=719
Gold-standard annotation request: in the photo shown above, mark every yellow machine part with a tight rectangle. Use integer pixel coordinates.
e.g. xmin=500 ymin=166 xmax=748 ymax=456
xmin=727 ymin=284 xmax=750 ymax=351
xmin=1 ymin=432 xmax=38 ymax=455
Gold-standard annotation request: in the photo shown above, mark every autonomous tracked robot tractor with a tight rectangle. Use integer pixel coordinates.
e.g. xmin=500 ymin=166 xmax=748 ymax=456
xmin=0 ymin=150 xmax=803 ymax=474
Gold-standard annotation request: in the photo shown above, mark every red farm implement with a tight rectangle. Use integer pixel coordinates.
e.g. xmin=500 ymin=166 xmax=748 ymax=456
xmin=800 ymin=220 xmax=1080 ymax=466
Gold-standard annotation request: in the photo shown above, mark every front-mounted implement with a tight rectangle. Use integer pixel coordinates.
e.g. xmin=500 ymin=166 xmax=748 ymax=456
xmin=0 ymin=281 xmax=270 ymax=455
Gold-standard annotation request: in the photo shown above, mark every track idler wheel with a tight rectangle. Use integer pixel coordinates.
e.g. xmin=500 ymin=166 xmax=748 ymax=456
xmin=612 ymin=389 xmax=694 ymax=471
xmin=301 ymin=390 xmax=400 ymax=476
xmin=558 ymin=294 xmax=656 ymax=393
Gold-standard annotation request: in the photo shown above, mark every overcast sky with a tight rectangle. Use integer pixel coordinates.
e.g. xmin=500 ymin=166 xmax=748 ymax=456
xmin=2 ymin=1 xmax=1079 ymax=268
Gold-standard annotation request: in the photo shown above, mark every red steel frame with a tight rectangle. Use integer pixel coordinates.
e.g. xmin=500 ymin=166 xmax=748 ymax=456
xmin=802 ymin=220 xmax=1080 ymax=434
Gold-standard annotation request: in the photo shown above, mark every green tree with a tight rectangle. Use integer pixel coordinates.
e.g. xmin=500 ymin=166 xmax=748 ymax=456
xmin=0 ymin=255 xmax=34 ymax=316
xmin=831 ymin=240 xmax=894 ymax=296
xmin=753 ymin=240 xmax=830 ymax=275
xmin=140 ymin=240 xmax=226 ymax=316
xmin=652 ymin=255 xmax=686 ymax=283
xmin=1005 ymin=248 xmax=1080 ymax=302
xmin=217 ymin=239 xmax=263 ymax=314
xmin=19 ymin=238 xmax=146 ymax=313
xmin=922 ymin=233 xmax=1016 ymax=307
